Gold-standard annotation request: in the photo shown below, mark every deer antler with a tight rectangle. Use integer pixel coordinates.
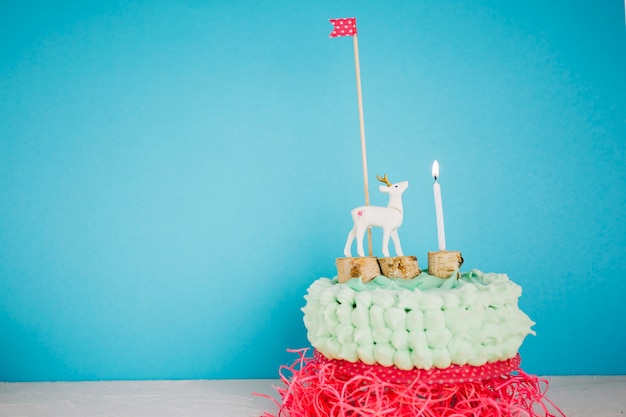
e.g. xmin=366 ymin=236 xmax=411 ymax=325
xmin=376 ymin=173 xmax=392 ymax=187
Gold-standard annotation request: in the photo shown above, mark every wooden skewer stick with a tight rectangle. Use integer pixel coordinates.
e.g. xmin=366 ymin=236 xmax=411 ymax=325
xmin=352 ymin=35 xmax=372 ymax=256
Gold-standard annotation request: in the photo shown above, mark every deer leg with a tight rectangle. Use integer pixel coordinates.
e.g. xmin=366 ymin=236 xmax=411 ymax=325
xmin=381 ymin=229 xmax=391 ymax=258
xmin=355 ymin=226 xmax=367 ymax=257
xmin=391 ymin=229 xmax=403 ymax=256
xmin=344 ymin=227 xmax=356 ymax=257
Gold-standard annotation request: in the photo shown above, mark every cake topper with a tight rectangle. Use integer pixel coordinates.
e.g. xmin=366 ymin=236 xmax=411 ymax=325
xmin=429 ymin=160 xmax=464 ymax=279
xmin=343 ymin=174 xmax=408 ymax=258
xmin=432 ymin=160 xmax=446 ymax=251
xmin=330 ymin=17 xmax=374 ymax=256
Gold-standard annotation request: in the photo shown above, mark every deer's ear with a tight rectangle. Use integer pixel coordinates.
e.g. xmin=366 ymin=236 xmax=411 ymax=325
xmin=379 ymin=185 xmax=389 ymax=193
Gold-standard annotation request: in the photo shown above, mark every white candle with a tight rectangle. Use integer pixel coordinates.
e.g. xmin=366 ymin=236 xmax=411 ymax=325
xmin=432 ymin=160 xmax=446 ymax=251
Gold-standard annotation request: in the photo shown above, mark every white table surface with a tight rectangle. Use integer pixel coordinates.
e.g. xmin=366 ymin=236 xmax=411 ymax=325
xmin=0 ymin=376 xmax=624 ymax=417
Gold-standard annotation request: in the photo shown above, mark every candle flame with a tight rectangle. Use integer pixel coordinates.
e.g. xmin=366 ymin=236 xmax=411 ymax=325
xmin=432 ymin=160 xmax=439 ymax=180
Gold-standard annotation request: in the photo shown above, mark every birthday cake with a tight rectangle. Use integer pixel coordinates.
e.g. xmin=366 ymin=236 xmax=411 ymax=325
xmin=263 ymin=177 xmax=564 ymax=417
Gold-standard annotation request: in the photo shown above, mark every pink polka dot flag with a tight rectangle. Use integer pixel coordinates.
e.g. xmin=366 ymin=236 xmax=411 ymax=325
xmin=329 ymin=17 xmax=357 ymax=38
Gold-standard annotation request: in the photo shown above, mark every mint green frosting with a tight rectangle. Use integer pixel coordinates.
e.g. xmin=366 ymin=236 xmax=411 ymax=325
xmin=302 ymin=270 xmax=535 ymax=370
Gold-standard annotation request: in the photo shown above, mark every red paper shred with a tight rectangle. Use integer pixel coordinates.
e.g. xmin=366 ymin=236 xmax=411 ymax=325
xmin=257 ymin=348 xmax=566 ymax=417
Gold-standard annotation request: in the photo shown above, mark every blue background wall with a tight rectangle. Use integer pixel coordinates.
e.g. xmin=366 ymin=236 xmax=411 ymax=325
xmin=1 ymin=0 xmax=625 ymax=381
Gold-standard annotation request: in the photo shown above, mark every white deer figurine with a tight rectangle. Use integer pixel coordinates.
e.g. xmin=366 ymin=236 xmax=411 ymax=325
xmin=344 ymin=174 xmax=409 ymax=258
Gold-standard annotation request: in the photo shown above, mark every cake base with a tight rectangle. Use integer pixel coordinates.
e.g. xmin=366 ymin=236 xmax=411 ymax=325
xmin=377 ymin=255 xmax=420 ymax=279
xmin=263 ymin=349 xmax=565 ymax=417
xmin=428 ymin=250 xmax=463 ymax=278
xmin=335 ymin=257 xmax=380 ymax=283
